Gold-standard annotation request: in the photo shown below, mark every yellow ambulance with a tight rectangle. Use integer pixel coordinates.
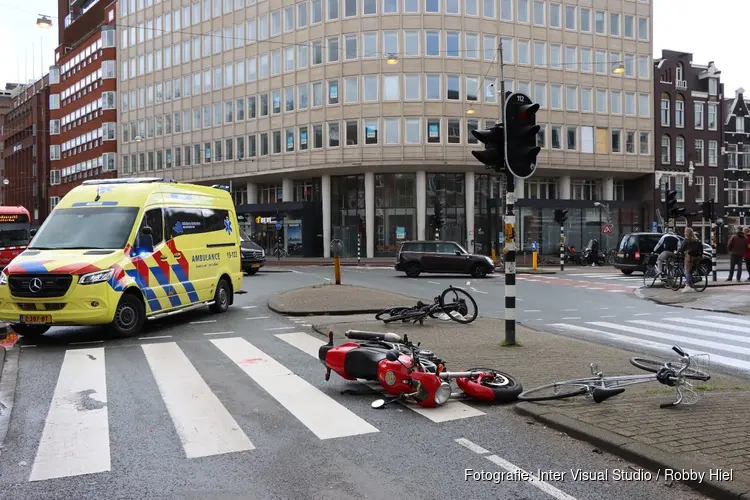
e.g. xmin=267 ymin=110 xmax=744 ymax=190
xmin=0 ymin=178 xmax=244 ymax=337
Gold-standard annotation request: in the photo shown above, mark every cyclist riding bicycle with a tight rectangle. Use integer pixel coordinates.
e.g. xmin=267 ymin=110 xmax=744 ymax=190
xmin=677 ymin=227 xmax=703 ymax=293
xmin=653 ymin=230 xmax=679 ymax=276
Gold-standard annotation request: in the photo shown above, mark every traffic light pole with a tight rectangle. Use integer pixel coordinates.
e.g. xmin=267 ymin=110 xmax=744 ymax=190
xmin=357 ymin=231 xmax=361 ymax=266
xmin=711 ymin=220 xmax=717 ymax=282
xmin=559 ymin=224 xmax=565 ymax=271
xmin=496 ymin=41 xmax=516 ymax=346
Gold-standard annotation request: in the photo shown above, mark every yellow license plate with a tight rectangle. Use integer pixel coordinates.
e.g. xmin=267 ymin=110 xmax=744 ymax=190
xmin=21 ymin=314 xmax=52 ymax=324
xmin=251 ymin=263 xmax=261 ymax=268
xmin=617 ymin=253 xmax=624 ymax=257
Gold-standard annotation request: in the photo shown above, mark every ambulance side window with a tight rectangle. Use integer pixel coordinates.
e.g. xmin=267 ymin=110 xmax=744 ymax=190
xmin=138 ymin=208 xmax=164 ymax=248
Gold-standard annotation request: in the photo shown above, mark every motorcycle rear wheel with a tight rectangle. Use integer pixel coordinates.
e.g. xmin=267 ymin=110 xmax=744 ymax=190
xmin=455 ymin=368 xmax=523 ymax=403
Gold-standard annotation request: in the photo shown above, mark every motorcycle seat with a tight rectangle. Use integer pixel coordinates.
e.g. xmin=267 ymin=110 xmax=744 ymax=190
xmin=344 ymin=347 xmax=390 ymax=380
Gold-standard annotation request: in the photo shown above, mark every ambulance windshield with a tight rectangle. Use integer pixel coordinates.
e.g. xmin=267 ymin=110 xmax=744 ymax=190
xmin=28 ymin=207 xmax=141 ymax=250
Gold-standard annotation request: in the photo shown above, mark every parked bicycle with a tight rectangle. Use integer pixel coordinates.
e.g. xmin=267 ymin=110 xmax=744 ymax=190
xmin=375 ymin=285 xmax=478 ymax=325
xmin=666 ymin=254 xmax=708 ymax=292
xmin=517 ymin=345 xmax=710 ymax=408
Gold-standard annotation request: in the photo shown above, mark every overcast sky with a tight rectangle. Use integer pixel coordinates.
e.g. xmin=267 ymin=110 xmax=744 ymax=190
xmin=0 ymin=0 xmax=747 ymax=95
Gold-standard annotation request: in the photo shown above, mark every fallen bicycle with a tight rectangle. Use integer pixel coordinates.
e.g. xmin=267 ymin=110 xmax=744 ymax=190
xmin=374 ymin=285 xmax=478 ymax=325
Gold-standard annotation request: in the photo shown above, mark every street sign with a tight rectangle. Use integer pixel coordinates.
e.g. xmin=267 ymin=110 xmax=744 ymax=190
xmin=602 ymin=223 xmax=613 ymax=235
xmin=275 ymin=221 xmax=282 ymax=230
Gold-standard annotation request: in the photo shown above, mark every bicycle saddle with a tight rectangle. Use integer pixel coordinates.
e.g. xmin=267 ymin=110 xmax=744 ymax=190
xmin=592 ymin=387 xmax=625 ymax=403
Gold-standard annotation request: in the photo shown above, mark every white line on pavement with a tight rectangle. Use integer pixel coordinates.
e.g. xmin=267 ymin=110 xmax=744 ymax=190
xmin=599 ymin=315 xmax=616 ymax=318
xmin=139 ymin=335 xmax=172 ymax=340
xmin=264 ymin=327 xmax=296 ymax=331
xmin=203 ymin=331 xmax=235 ymax=336
xmin=242 ymin=306 xmax=258 ymax=309
xmin=524 ymin=310 xmax=542 ymax=313
xmin=324 ymin=278 xmax=332 ymax=281
xmin=246 ymin=316 xmax=270 ymax=320
xmin=561 ymin=309 xmax=578 ymax=312
xmin=632 ymin=313 xmax=650 ymax=317
xmin=456 ymin=438 xmax=578 ymax=500
xmin=190 ymin=320 xmax=216 ymax=324
xmin=428 ymin=281 xmax=441 ymax=285
xmin=561 ymin=317 xmax=581 ymax=320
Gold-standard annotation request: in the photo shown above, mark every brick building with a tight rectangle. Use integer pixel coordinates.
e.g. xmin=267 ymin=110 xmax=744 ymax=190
xmin=48 ymin=0 xmax=118 ymax=211
xmin=0 ymin=77 xmax=51 ymax=224
xmin=0 ymin=85 xmax=14 ymax=206
xmin=652 ymin=50 xmax=723 ymax=241
xmin=722 ymin=88 xmax=750 ymax=237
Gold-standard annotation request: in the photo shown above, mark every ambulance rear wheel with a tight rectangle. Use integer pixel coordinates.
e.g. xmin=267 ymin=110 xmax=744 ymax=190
xmin=209 ymin=277 xmax=231 ymax=313
xmin=111 ymin=293 xmax=146 ymax=337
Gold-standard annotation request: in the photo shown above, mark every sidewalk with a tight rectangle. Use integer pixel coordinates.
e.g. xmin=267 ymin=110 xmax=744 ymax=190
xmin=275 ymin=285 xmax=750 ymax=499
xmin=638 ymin=283 xmax=750 ymax=315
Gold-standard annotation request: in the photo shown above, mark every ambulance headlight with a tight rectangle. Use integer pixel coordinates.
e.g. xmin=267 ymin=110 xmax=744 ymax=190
xmin=79 ymin=269 xmax=114 ymax=285
xmin=0 ymin=273 xmax=7 ymax=285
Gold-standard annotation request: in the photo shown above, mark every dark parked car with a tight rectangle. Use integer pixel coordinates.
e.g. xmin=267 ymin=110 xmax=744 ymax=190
xmin=240 ymin=230 xmax=265 ymax=275
xmin=614 ymin=232 xmax=713 ymax=275
xmin=394 ymin=240 xmax=496 ymax=278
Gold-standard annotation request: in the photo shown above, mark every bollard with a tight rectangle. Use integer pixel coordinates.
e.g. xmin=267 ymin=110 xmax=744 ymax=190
xmin=334 ymin=255 xmax=341 ymax=284
xmin=532 ymin=251 xmax=538 ymax=270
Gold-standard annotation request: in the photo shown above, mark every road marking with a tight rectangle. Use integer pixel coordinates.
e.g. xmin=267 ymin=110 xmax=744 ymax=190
xmin=550 ymin=323 xmax=750 ymax=372
xmin=625 ymin=305 xmax=636 ymax=308
xmin=29 ymin=348 xmax=110 ymax=482
xmin=585 ymin=287 xmax=603 ymax=290
xmin=242 ymin=306 xmax=258 ymax=309
xmin=264 ymin=326 xmax=296 ymax=331
xmin=301 ymin=323 xmax=312 ymax=327
xmin=668 ymin=317 xmax=750 ymax=335
xmin=69 ymin=341 xmax=104 ymax=345
xmin=324 ymin=278 xmax=332 ymax=281
xmin=632 ymin=313 xmax=650 ymax=317
xmin=141 ymin=342 xmax=254 ymax=458
xmin=523 ymin=309 xmax=541 ymax=313
xmin=599 ymin=315 xmax=616 ymax=318
xmin=246 ymin=316 xmax=270 ymax=320
xmin=290 ymin=269 xmax=304 ymax=274
xmin=560 ymin=317 xmax=581 ymax=320
xmin=212 ymin=337 xmax=379 ymax=439
xmin=470 ymin=288 xmax=488 ymax=294
xmin=606 ymin=290 xmax=626 ymax=293
xmin=190 ymin=320 xmax=217 ymax=324
xmin=203 ymin=331 xmax=235 ymax=336
xmin=456 ymin=438 xmax=578 ymax=500
xmin=139 ymin=335 xmax=172 ymax=340
xmin=561 ymin=309 xmax=578 ymax=312
xmin=700 ymin=315 xmax=750 ymax=324
xmin=275 ymin=332 xmax=485 ymax=423
xmin=428 ymin=281 xmax=441 ymax=285
xmin=631 ymin=319 xmax=750 ymax=345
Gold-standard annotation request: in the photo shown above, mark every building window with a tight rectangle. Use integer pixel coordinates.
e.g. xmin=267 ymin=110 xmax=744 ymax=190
xmin=639 ymin=132 xmax=649 ymax=155
xmin=708 ymin=103 xmax=717 ymax=130
xmin=661 ymin=135 xmax=670 ymax=164
xmin=708 ymin=140 xmax=718 ymax=166
xmin=694 ymin=103 xmax=704 ymax=129
xmin=660 ymin=92 xmax=670 ymax=126
xmin=695 ymin=176 xmax=704 ymax=203
xmin=675 ymin=95 xmax=684 ymax=127
xmin=695 ymin=139 xmax=704 ymax=165
xmin=675 ymin=136 xmax=685 ymax=165
xmin=737 ymin=116 xmax=745 ymax=133
xmin=611 ymin=130 xmax=621 ymax=153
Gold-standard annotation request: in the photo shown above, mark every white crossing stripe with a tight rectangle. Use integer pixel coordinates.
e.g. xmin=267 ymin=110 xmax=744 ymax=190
xmin=667 ymin=317 xmax=750 ymax=335
xmin=211 ymin=337 xmax=379 ymax=439
xmin=699 ymin=315 xmax=750 ymax=325
xmin=636 ymin=319 xmax=750 ymax=345
xmin=275 ymin=332 xmax=486 ymax=423
xmin=29 ymin=348 xmax=110 ymax=482
xmin=141 ymin=342 xmax=254 ymax=458
xmin=549 ymin=323 xmax=750 ymax=372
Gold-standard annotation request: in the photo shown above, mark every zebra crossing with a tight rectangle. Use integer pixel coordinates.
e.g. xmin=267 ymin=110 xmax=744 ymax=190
xmin=565 ymin=270 xmax=743 ymax=286
xmin=546 ymin=314 xmax=750 ymax=373
xmin=12 ymin=331 xmax=487 ymax=484
xmin=517 ymin=274 xmax=636 ymax=293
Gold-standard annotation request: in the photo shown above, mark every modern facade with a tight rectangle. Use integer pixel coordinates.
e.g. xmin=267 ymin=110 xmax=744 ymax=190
xmin=652 ymin=50 xmax=723 ymax=242
xmin=0 ymin=85 xmax=15 ymax=206
xmin=118 ymin=0 xmax=654 ymax=257
xmin=722 ymin=87 xmax=750 ymax=240
xmin=48 ymin=0 xmax=119 ymax=213
xmin=0 ymin=77 xmax=51 ymax=224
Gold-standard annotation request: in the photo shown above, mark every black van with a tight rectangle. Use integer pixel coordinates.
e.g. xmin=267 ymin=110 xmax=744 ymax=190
xmin=614 ymin=232 xmax=713 ymax=275
xmin=240 ymin=229 xmax=266 ymax=275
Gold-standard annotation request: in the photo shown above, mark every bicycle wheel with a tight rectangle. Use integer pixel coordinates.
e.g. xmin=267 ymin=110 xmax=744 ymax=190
xmin=629 ymin=357 xmax=711 ymax=381
xmin=691 ymin=267 xmax=708 ymax=292
xmin=517 ymin=381 xmax=588 ymax=401
xmin=643 ymin=266 xmax=658 ymax=288
xmin=439 ymin=287 xmax=478 ymax=324
xmin=455 ymin=368 xmax=523 ymax=403
xmin=668 ymin=267 xmax=683 ymax=291
xmin=375 ymin=307 xmax=412 ymax=321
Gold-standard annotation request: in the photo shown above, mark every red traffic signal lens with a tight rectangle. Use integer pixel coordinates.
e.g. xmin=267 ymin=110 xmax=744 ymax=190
xmin=520 ymin=111 xmax=527 ymax=120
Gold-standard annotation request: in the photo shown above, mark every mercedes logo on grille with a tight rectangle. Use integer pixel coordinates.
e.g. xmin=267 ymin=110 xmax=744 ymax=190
xmin=28 ymin=277 xmax=43 ymax=293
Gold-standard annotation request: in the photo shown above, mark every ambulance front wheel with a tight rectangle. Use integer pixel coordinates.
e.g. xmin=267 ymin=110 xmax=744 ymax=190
xmin=210 ymin=277 xmax=231 ymax=313
xmin=111 ymin=292 xmax=146 ymax=337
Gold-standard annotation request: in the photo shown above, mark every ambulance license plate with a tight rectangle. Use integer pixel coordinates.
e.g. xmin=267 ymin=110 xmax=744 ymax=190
xmin=20 ymin=314 xmax=52 ymax=324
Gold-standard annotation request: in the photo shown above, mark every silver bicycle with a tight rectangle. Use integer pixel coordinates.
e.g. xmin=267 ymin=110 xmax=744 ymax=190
xmin=518 ymin=345 xmax=711 ymax=408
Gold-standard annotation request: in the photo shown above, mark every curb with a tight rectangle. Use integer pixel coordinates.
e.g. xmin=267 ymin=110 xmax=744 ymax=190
xmin=514 ymin=402 xmax=750 ymax=499
xmin=267 ymin=299 xmax=383 ymax=317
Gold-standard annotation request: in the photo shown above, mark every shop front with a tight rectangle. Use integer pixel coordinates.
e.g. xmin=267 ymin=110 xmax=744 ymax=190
xmin=235 ymin=201 xmax=323 ymax=257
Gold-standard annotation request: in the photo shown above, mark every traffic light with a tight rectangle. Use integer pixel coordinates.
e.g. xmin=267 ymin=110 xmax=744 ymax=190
xmin=433 ymin=202 xmax=444 ymax=228
xmin=666 ymin=190 xmax=677 ymax=216
xmin=554 ymin=209 xmax=568 ymax=225
xmin=470 ymin=124 xmax=505 ymax=172
xmin=358 ymin=216 xmax=365 ymax=233
xmin=504 ymin=92 xmax=541 ymax=179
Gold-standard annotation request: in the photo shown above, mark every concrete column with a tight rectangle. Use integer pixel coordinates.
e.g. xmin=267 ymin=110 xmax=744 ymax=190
xmin=282 ymin=178 xmax=293 ymax=202
xmin=416 ymin=170 xmax=427 ymax=240
xmin=560 ymin=175 xmax=572 ymax=200
xmin=465 ymin=172 xmax=475 ymax=250
xmin=515 ymin=177 xmax=524 ymax=199
xmin=246 ymin=181 xmax=257 ymax=204
xmin=365 ymin=172 xmax=375 ymax=258
xmin=602 ymin=177 xmax=614 ymax=201
xmin=321 ymin=174 xmax=331 ymax=258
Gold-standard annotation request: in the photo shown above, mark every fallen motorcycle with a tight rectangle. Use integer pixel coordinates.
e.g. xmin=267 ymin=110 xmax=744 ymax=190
xmin=318 ymin=329 xmax=522 ymax=408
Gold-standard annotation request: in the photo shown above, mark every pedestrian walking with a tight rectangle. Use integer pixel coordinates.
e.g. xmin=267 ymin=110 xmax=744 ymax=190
xmin=744 ymin=227 xmax=750 ymax=282
xmin=727 ymin=227 xmax=748 ymax=282
xmin=678 ymin=227 xmax=703 ymax=293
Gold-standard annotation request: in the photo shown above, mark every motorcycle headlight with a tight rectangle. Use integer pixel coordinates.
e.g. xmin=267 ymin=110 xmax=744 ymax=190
xmin=434 ymin=382 xmax=452 ymax=405
xmin=0 ymin=273 xmax=7 ymax=285
xmin=79 ymin=268 xmax=114 ymax=285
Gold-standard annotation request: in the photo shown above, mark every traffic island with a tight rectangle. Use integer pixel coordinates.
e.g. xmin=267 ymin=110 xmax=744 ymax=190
xmin=312 ymin=317 xmax=750 ymax=499
xmin=637 ymin=285 xmax=750 ymax=315
xmin=267 ymin=284 xmax=428 ymax=316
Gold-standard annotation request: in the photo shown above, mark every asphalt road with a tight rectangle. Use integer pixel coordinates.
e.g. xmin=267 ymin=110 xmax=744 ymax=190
xmin=0 ymin=268 xmax=708 ymax=500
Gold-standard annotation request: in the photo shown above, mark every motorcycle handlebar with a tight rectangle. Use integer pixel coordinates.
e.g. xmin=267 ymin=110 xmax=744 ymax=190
xmin=345 ymin=330 xmax=403 ymax=343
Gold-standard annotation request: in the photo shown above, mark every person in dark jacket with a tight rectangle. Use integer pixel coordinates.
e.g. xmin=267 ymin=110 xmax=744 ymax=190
xmin=744 ymin=227 xmax=750 ymax=281
xmin=678 ymin=228 xmax=703 ymax=292
xmin=727 ymin=228 xmax=749 ymax=282
xmin=653 ymin=231 xmax=679 ymax=275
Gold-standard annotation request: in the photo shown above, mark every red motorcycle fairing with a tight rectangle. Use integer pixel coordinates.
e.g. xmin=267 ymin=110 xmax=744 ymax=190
xmin=319 ymin=339 xmax=392 ymax=381
xmin=377 ymin=355 xmax=443 ymax=408
xmin=320 ymin=341 xmax=360 ymax=381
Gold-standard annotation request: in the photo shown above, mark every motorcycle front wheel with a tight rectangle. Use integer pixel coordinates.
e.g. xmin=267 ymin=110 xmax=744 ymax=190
xmin=455 ymin=368 xmax=523 ymax=403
